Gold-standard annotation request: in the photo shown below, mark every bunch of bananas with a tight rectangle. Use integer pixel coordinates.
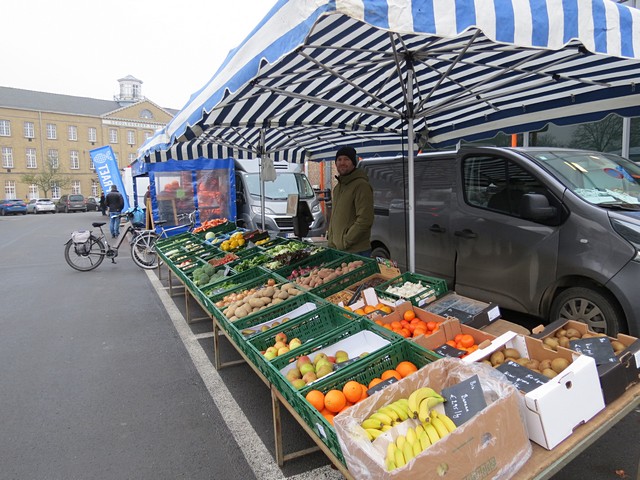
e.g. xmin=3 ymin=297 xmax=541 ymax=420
xmin=408 ymin=387 xmax=446 ymax=423
xmin=384 ymin=411 xmax=457 ymax=471
xmin=360 ymin=398 xmax=413 ymax=440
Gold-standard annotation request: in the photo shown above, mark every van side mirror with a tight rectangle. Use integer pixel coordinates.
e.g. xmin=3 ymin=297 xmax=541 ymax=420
xmin=520 ymin=193 xmax=556 ymax=220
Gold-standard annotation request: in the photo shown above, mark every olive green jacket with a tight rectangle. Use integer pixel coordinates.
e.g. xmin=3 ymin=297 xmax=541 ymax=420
xmin=327 ymin=168 xmax=374 ymax=253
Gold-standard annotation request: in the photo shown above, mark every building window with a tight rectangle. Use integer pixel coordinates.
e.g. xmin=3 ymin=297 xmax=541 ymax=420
xmin=51 ymin=183 xmax=60 ymax=199
xmin=140 ymin=109 xmax=153 ymax=120
xmin=0 ymin=120 xmax=11 ymax=137
xmin=29 ymin=184 xmax=39 ymax=200
xmin=128 ymin=153 xmax=136 ymax=165
xmin=5 ymin=180 xmax=16 ymax=198
xmin=71 ymin=180 xmax=81 ymax=195
xmin=70 ymin=150 xmax=79 ymax=169
xmin=48 ymin=149 xmax=59 ymax=169
xmin=127 ymin=130 xmax=135 ymax=145
xmin=68 ymin=125 xmax=78 ymax=141
xmin=109 ymin=128 xmax=118 ymax=143
xmin=24 ymin=122 xmax=35 ymax=139
xmin=144 ymin=130 xmax=153 ymax=139
xmin=91 ymin=181 xmax=99 ymax=197
xmin=26 ymin=148 xmax=37 ymax=168
xmin=46 ymin=123 xmax=57 ymax=140
xmin=2 ymin=147 xmax=13 ymax=168
xmin=88 ymin=127 xmax=97 ymax=143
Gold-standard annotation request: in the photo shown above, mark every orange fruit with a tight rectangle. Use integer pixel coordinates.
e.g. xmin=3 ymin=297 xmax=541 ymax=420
xmin=396 ymin=361 xmax=418 ymax=378
xmin=454 ymin=333 xmax=464 ymax=343
xmin=305 ymin=390 xmax=325 ymax=411
xmin=375 ymin=319 xmax=384 ymax=326
xmin=399 ymin=328 xmax=411 ymax=338
xmin=343 ymin=306 xmax=352 ymax=312
xmin=324 ymin=389 xmax=347 ymax=413
xmin=359 ymin=384 xmax=369 ymax=401
xmin=460 ymin=334 xmax=475 ymax=348
xmin=343 ymin=381 xmax=364 ymax=403
xmin=403 ymin=310 xmax=416 ymax=321
xmin=321 ymin=411 xmax=335 ymax=425
xmin=427 ymin=321 xmax=438 ymax=331
xmin=413 ymin=327 xmax=427 ymax=337
xmin=368 ymin=377 xmax=383 ymax=389
xmin=363 ymin=305 xmax=376 ymax=314
xmin=380 ymin=305 xmax=392 ymax=314
xmin=381 ymin=369 xmax=402 ymax=381
xmin=391 ymin=321 xmax=402 ymax=330
xmin=446 ymin=340 xmax=457 ymax=347
xmin=354 ymin=308 xmax=365 ymax=315
xmin=382 ymin=324 xmax=393 ymax=330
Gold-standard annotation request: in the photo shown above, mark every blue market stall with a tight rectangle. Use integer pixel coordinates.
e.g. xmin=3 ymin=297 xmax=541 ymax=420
xmin=131 ymin=157 xmax=236 ymax=234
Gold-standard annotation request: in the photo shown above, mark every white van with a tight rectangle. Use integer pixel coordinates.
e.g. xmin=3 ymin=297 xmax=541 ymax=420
xmin=360 ymin=147 xmax=640 ymax=336
xmin=234 ymin=159 xmax=326 ymax=237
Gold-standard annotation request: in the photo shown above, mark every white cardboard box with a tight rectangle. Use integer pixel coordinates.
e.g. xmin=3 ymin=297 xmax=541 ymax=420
xmin=463 ymin=331 xmax=605 ymax=449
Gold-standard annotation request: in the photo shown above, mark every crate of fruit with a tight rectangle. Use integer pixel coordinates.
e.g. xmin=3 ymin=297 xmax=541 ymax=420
xmin=375 ymin=272 xmax=449 ymax=307
xmin=289 ymin=340 xmax=440 ymax=464
xmin=274 ymin=248 xmax=347 ymax=279
xmin=246 ymin=304 xmax=360 ymax=376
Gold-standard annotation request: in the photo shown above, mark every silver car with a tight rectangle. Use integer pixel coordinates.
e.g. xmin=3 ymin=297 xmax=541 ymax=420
xmin=27 ymin=198 xmax=56 ymax=214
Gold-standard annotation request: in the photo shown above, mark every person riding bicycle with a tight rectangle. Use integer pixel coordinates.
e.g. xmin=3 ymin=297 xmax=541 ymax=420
xmin=105 ymin=185 xmax=124 ymax=238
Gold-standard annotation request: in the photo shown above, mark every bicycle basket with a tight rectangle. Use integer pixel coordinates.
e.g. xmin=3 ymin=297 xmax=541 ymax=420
xmin=71 ymin=230 xmax=92 ymax=255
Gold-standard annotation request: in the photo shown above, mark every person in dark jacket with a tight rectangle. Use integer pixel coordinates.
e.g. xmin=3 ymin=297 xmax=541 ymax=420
xmin=326 ymin=146 xmax=374 ymax=256
xmin=105 ymin=185 xmax=124 ymax=238
xmin=99 ymin=192 xmax=107 ymax=216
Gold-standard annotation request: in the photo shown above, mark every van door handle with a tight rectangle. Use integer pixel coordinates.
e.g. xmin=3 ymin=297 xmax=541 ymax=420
xmin=454 ymin=229 xmax=477 ymax=239
xmin=429 ymin=224 xmax=446 ymax=233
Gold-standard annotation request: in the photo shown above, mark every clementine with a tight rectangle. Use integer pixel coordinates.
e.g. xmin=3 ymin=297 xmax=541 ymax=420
xmin=343 ymin=381 xmax=364 ymax=403
xmin=324 ymin=389 xmax=347 ymax=413
xmin=368 ymin=377 xmax=383 ymax=389
xmin=396 ymin=361 xmax=418 ymax=378
xmin=381 ymin=369 xmax=402 ymax=381
xmin=305 ymin=390 xmax=325 ymax=411
xmin=403 ymin=309 xmax=416 ymax=321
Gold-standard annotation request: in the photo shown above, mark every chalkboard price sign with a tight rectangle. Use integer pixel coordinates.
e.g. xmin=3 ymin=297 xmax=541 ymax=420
xmin=496 ymin=360 xmax=549 ymax=394
xmin=441 ymin=374 xmax=487 ymax=426
xmin=434 ymin=343 xmax=467 ymax=358
xmin=569 ymin=337 xmax=619 ymax=366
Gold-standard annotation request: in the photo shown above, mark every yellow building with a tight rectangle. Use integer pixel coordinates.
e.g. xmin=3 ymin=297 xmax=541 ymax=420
xmin=0 ymin=76 xmax=176 ymax=200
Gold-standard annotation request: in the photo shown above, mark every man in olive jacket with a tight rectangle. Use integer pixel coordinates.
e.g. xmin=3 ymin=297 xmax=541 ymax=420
xmin=327 ymin=146 xmax=374 ymax=256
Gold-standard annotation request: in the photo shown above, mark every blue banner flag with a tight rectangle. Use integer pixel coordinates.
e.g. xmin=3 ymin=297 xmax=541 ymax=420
xmin=89 ymin=146 xmax=130 ymax=211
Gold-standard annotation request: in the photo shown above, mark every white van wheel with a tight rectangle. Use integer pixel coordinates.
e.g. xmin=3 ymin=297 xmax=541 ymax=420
xmin=371 ymin=245 xmax=390 ymax=259
xmin=550 ymin=287 xmax=623 ymax=336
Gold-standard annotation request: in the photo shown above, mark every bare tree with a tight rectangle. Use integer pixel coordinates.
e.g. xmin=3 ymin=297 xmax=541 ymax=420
xmin=21 ymin=154 xmax=71 ymax=198
xmin=568 ymin=114 xmax=623 ymax=152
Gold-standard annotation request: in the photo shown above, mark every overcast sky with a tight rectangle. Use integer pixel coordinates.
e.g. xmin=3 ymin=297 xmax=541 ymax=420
xmin=4 ymin=0 xmax=276 ymax=110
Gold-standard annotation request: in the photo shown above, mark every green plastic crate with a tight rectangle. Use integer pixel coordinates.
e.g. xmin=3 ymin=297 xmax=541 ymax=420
xmin=200 ymin=266 xmax=282 ymax=298
xmin=289 ymin=340 xmax=441 ymax=464
xmin=307 ymin=255 xmax=380 ymax=299
xmin=245 ymin=304 xmax=360 ymax=375
xmin=227 ymin=251 xmax=273 ymax=272
xmin=257 ymin=236 xmax=291 ymax=249
xmin=375 ymin=272 xmax=449 ymax=307
xmin=154 ymin=232 xmax=194 ymax=251
xmin=273 ymin=247 xmax=347 ymax=279
xmin=193 ymin=220 xmax=237 ymax=239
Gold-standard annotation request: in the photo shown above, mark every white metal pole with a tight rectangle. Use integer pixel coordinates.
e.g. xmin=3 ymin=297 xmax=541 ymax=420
xmin=622 ymin=117 xmax=631 ymax=159
xmin=260 ymin=129 xmax=266 ymax=230
xmin=522 ymin=132 xmax=530 ymax=147
xmin=407 ymin=70 xmax=416 ymax=273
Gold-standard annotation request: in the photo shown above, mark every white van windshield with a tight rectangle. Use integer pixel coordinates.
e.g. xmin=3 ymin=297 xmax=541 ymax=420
xmin=245 ymin=173 xmax=314 ymax=200
xmin=531 ymin=151 xmax=640 ymax=207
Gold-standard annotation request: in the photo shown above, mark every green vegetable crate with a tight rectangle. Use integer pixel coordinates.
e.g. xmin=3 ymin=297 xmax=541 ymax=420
xmin=375 ymin=272 xmax=449 ymax=307
xmin=273 ymin=247 xmax=348 ymax=279
xmin=308 ymin=255 xmax=380 ymax=299
xmin=193 ymin=220 xmax=237 ymax=240
xmin=245 ymin=303 xmax=360 ymax=378
xmin=290 ymin=340 xmax=441 ymax=465
xmin=227 ymin=251 xmax=273 ymax=272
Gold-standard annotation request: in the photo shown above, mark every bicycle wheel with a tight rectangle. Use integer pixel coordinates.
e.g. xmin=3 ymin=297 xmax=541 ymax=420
xmin=130 ymin=231 xmax=161 ymax=269
xmin=64 ymin=235 xmax=106 ymax=271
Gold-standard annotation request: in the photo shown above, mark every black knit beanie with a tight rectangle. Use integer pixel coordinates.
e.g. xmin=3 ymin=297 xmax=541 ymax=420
xmin=335 ymin=146 xmax=357 ymax=167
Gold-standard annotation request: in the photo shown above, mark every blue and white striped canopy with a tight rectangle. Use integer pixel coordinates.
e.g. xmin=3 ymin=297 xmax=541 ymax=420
xmin=137 ymin=0 xmax=640 ymax=165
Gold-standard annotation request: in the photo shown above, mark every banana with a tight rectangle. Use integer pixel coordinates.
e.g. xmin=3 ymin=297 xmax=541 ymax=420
xmin=435 ymin=412 xmax=457 ymax=433
xmin=395 ymin=434 xmax=406 ymax=451
xmin=394 ymin=446 xmax=406 ymax=468
xmin=361 ymin=418 xmax=384 ymax=430
xmin=418 ymin=397 xmax=432 ymax=423
xmin=366 ymin=428 xmax=385 ymax=440
xmin=385 ymin=457 xmax=397 ymax=472
xmin=381 ymin=424 xmax=393 ymax=432
xmin=387 ymin=401 xmax=410 ymax=421
xmin=386 ymin=442 xmax=397 ymax=462
xmin=414 ymin=423 xmax=425 ymax=436
xmin=418 ymin=430 xmax=431 ymax=451
xmin=370 ymin=412 xmax=394 ymax=426
xmin=378 ymin=406 xmax=401 ymax=422
xmin=402 ymin=440 xmax=415 ymax=463
xmin=424 ymin=396 xmax=445 ymax=409
xmin=430 ymin=416 xmax=450 ymax=439
xmin=408 ymin=387 xmax=445 ymax=417
xmin=412 ymin=437 xmax=423 ymax=457
xmin=405 ymin=426 xmax=417 ymax=446
xmin=423 ymin=422 xmax=441 ymax=445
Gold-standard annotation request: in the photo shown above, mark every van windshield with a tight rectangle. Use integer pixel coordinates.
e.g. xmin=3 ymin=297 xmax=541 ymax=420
xmin=244 ymin=173 xmax=314 ymax=200
xmin=531 ymin=151 xmax=640 ymax=207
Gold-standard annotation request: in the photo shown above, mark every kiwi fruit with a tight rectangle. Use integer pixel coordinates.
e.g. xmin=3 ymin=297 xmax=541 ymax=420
xmin=490 ymin=350 xmax=505 ymax=366
xmin=542 ymin=368 xmax=558 ymax=379
xmin=551 ymin=357 xmax=570 ymax=373
xmin=503 ymin=348 xmax=521 ymax=360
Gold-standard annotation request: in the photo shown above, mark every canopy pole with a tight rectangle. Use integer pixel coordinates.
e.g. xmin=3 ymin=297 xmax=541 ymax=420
xmin=622 ymin=117 xmax=631 ymax=159
xmin=407 ymin=70 xmax=416 ymax=274
xmin=260 ymin=128 xmax=266 ymax=230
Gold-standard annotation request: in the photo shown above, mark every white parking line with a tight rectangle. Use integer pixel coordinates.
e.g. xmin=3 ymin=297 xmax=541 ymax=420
xmin=146 ymin=270 xmax=342 ymax=480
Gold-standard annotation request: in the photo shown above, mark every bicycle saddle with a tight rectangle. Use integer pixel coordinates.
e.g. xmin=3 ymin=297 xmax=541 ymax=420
xmin=92 ymin=222 xmax=107 ymax=228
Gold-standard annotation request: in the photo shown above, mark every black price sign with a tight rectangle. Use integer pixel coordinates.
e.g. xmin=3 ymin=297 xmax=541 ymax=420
xmin=441 ymin=374 xmax=487 ymax=426
xmin=434 ymin=343 xmax=467 ymax=358
xmin=334 ymin=357 xmax=360 ymax=370
xmin=570 ymin=337 xmax=619 ymax=366
xmin=496 ymin=360 xmax=549 ymax=394
xmin=366 ymin=376 xmax=398 ymax=396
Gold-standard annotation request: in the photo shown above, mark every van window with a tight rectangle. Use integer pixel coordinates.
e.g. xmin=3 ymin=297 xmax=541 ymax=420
xmin=463 ymin=155 xmax=555 ymax=220
xmin=244 ymin=173 xmax=314 ymax=199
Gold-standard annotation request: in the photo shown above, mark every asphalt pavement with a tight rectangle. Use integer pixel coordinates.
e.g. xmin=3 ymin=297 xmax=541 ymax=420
xmin=1 ymin=211 xmax=638 ymax=480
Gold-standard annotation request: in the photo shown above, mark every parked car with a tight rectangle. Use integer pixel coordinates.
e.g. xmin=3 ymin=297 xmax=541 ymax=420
xmin=55 ymin=194 xmax=87 ymax=213
xmin=0 ymin=199 xmax=27 ymax=215
xmin=26 ymin=198 xmax=56 ymax=214
xmin=85 ymin=196 xmax=99 ymax=211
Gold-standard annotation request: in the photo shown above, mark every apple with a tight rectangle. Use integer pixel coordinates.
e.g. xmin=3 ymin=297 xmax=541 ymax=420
xmin=316 ymin=364 xmax=333 ymax=378
xmin=273 ymin=341 xmax=287 ymax=350
xmin=291 ymin=379 xmax=306 ymax=390
xmin=275 ymin=332 xmax=288 ymax=344
xmin=286 ymin=367 xmax=301 ymax=380
xmin=299 ymin=362 xmax=315 ymax=375
xmin=277 ymin=346 xmax=290 ymax=356
xmin=302 ymin=371 xmax=317 ymax=384
xmin=327 ymin=356 xmax=336 ymax=363
xmin=315 ymin=358 xmax=332 ymax=370
xmin=289 ymin=338 xmax=302 ymax=350
xmin=260 ymin=325 xmax=269 ymax=332
xmin=264 ymin=350 xmax=277 ymax=361
xmin=296 ymin=356 xmax=312 ymax=369
xmin=313 ymin=352 xmax=328 ymax=365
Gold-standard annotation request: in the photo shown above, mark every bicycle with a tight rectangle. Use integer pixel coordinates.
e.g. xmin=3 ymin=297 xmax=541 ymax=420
xmin=64 ymin=211 xmax=157 ymax=271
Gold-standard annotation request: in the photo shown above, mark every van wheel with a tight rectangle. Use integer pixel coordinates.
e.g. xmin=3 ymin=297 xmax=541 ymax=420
xmin=549 ymin=287 xmax=624 ymax=336
xmin=371 ymin=245 xmax=390 ymax=259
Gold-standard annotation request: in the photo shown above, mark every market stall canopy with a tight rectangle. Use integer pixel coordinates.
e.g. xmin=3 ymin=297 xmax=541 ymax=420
xmin=137 ymin=0 xmax=640 ymax=166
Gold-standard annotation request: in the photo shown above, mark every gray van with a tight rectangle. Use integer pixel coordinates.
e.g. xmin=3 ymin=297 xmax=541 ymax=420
xmin=234 ymin=159 xmax=326 ymax=237
xmin=360 ymin=147 xmax=640 ymax=336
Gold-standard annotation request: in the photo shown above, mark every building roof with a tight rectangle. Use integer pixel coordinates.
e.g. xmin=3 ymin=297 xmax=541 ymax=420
xmin=0 ymin=86 xmax=178 ymax=117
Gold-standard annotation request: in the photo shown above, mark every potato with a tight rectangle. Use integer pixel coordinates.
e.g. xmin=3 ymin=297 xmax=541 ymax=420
xmin=610 ymin=340 xmax=626 ymax=353
xmin=542 ymin=368 xmax=558 ymax=379
xmin=543 ymin=337 xmax=559 ymax=351
xmin=235 ymin=305 xmax=249 ymax=318
xmin=271 ymin=297 xmax=284 ymax=305
xmin=551 ymin=357 xmax=570 ymax=373
xmin=539 ymin=359 xmax=552 ymax=371
xmin=262 ymin=286 xmax=275 ymax=298
xmin=565 ymin=328 xmax=581 ymax=339
xmin=503 ymin=348 xmax=521 ymax=360
xmin=249 ymin=298 xmax=265 ymax=308
xmin=490 ymin=350 xmax=505 ymax=366
xmin=555 ymin=328 xmax=567 ymax=338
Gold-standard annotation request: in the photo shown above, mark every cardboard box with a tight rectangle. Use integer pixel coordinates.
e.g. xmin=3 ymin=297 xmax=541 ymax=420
xmin=463 ymin=332 xmax=605 ymax=449
xmin=372 ymin=301 xmax=446 ymax=327
xmin=333 ymin=357 xmax=531 ymax=480
xmin=532 ymin=319 xmax=640 ymax=404
xmin=413 ymin=318 xmax=495 ymax=357
xmin=482 ymin=318 xmax=530 ymax=337
xmin=423 ymin=291 xmax=501 ymax=329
